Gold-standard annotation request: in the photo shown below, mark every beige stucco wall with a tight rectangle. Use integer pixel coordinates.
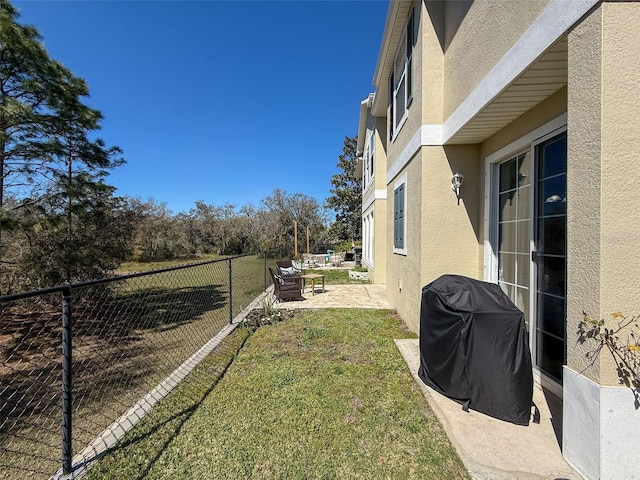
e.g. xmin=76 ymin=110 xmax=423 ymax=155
xmin=599 ymin=2 xmax=640 ymax=318
xmin=421 ymin=0 xmax=444 ymax=125
xmin=386 ymin=156 xmax=422 ymax=332
xmin=372 ymin=197 xmax=387 ymax=284
xmin=567 ymin=2 xmax=640 ymax=386
xmin=443 ymin=0 xmax=551 ymax=119
xmin=566 ymin=8 xmax=602 ymax=382
xmin=383 ymin=1 xmax=424 ymax=329
xmin=372 ymin=117 xmax=388 ymax=284
xmin=420 ymin=144 xmax=482 ymax=286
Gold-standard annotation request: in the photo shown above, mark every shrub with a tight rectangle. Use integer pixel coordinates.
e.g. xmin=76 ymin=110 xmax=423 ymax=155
xmin=579 ymin=311 xmax=640 ymax=408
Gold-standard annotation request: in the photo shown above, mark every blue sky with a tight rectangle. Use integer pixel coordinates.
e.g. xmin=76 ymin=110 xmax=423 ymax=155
xmin=13 ymin=0 xmax=388 ymax=215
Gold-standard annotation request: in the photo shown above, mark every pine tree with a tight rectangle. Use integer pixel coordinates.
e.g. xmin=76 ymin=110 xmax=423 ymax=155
xmin=1 ymin=0 xmax=125 ymax=288
xmin=326 ymin=136 xmax=362 ymax=242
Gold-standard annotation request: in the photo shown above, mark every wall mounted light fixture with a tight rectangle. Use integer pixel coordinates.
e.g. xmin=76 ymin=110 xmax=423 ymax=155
xmin=451 ymin=172 xmax=464 ymax=204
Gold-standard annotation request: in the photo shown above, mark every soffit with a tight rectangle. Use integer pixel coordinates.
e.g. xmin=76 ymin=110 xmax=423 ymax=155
xmin=445 ymin=37 xmax=568 ymax=144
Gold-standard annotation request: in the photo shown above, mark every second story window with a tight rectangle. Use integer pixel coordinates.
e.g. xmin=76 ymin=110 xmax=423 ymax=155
xmin=389 ymin=8 xmax=414 ymax=140
xmin=368 ymin=131 xmax=375 ymax=182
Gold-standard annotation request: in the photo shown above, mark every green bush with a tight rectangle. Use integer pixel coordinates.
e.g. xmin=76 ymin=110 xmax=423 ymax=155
xmin=332 ymin=241 xmax=353 ymax=253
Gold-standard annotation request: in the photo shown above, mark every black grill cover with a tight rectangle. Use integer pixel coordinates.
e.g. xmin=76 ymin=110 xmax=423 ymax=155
xmin=418 ymin=275 xmax=533 ymax=425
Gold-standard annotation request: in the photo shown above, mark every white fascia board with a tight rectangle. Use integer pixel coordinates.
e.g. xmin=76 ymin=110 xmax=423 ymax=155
xmin=387 ymin=125 xmax=442 ymax=184
xmin=357 ymin=94 xmax=374 ymax=153
xmin=372 ymin=1 xmax=412 ymax=117
xmin=442 ymin=0 xmax=599 ymax=144
xmin=355 ymin=157 xmax=363 ymax=180
xmin=373 ymin=1 xmax=403 ymax=87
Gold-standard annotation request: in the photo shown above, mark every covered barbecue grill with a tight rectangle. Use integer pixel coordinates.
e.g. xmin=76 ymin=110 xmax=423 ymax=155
xmin=418 ymin=274 xmax=534 ymax=425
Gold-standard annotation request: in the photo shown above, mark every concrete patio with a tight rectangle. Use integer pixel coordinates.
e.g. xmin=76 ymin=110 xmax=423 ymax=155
xmin=273 ymin=283 xmax=581 ymax=480
xmin=280 ymin=283 xmax=392 ymax=310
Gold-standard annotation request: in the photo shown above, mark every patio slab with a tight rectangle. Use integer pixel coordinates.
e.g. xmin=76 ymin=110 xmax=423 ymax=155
xmin=275 ymin=283 xmax=393 ymax=310
xmin=395 ymin=339 xmax=581 ymax=480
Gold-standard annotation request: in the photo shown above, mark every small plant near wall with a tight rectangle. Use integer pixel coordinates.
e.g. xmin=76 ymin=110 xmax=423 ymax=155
xmin=242 ymin=297 xmax=295 ymax=331
xmin=578 ymin=311 xmax=640 ymax=409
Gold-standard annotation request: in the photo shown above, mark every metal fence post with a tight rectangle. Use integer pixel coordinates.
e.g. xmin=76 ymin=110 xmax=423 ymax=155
xmin=263 ymin=252 xmax=267 ymax=291
xmin=61 ymin=286 xmax=73 ymax=475
xmin=228 ymin=258 xmax=233 ymax=324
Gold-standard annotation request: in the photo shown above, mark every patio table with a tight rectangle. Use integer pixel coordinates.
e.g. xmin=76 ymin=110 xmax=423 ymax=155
xmin=299 ymin=273 xmax=325 ymax=296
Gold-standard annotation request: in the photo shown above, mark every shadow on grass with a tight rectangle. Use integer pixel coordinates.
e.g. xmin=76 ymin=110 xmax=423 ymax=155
xmin=0 ymin=284 xmax=230 ymax=479
xmin=75 ymin=283 xmax=229 ymax=337
xmin=82 ymin=329 xmax=250 ymax=480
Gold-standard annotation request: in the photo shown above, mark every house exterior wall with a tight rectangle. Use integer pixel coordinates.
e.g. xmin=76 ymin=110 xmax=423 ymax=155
xmin=359 ymin=2 xmax=639 ymax=476
xmin=363 ymin=116 xmax=388 ymax=285
xmin=372 ymin=116 xmax=389 ymax=284
xmin=386 ymin=0 xmax=424 ymax=162
xmin=386 ymin=157 xmax=422 ymax=331
xmin=563 ymin=4 xmax=640 ymax=478
xmin=420 ymin=144 xmax=481 ymax=296
xmin=383 ymin=0 xmax=425 ymax=329
xmin=421 ymin=1 xmax=444 ymax=125
xmin=443 ymin=0 xmax=551 ymax=119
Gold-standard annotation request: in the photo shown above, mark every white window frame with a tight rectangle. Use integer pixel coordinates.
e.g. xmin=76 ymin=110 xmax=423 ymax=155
xmin=390 ymin=8 xmax=414 ymax=142
xmin=364 ymin=131 xmax=375 ymax=190
xmin=483 ymin=114 xmax=567 ymax=398
xmin=483 ymin=114 xmax=567 ymax=283
xmin=393 ymin=172 xmax=407 ymax=255
xmin=369 ymin=131 xmax=375 ymax=184
xmin=362 ymin=208 xmax=375 ymax=268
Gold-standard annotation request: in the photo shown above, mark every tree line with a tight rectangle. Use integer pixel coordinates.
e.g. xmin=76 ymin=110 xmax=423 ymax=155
xmin=0 ymin=1 xmax=360 ymax=293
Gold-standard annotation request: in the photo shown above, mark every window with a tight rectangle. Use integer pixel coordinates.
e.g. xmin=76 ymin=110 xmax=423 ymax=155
xmin=393 ymin=177 xmax=406 ymax=254
xmin=362 ymin=210 xmax=374 ymax=266
xmin=389 ymin=8 xmax=414 ymax=139
xmin=497 ymin=152 xmax=531 ymax=328
xmin=368 ymin=131 xmax=375 ymax=183
xmin=363 ymin=131 xmax=375 ymax=189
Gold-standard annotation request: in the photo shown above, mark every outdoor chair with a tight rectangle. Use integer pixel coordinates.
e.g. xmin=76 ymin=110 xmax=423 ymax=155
xmin=291 ymin=259 xmax=304 ymax=273
xmin=276 ymin=259 xmax=294 ymax=271
xmin=275 ymin=260 xmax=303 ymax=288
xmin=268 ymin=267 xmax=302 ymax=302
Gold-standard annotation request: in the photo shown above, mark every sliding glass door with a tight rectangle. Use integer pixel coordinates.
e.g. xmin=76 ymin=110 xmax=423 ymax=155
xmin=495 ymin=130 xmax=567 ymax=385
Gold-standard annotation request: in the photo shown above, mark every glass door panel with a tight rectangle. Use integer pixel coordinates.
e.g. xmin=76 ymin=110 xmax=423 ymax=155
xmin=534 ymin=132 xmax=567 ymax=383
xmin=497 ymin=152 xmax=531 ymax=328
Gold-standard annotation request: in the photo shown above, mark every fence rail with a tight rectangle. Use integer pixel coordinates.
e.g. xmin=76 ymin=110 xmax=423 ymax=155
xmin=0 ymin=251 xmax=284 ymax=479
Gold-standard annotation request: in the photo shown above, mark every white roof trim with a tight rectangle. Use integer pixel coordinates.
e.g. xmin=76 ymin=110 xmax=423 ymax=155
xmin=357 ymin=94 xmax=375 ymax=153
xmin=386 ymin=125 xmax=442 ymax=184
xmin=363 ymin=189 xmax=387 ymax=212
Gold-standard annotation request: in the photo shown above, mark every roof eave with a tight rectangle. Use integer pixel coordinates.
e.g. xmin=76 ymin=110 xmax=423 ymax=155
xmin=356 ymin=94 xmax=375 ymax=153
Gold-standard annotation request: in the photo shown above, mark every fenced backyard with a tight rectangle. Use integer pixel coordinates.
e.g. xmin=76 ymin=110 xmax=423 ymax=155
xmin=0 ymin=252 xmax=282 ymax=480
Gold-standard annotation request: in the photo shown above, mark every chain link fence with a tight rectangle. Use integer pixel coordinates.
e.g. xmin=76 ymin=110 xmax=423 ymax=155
xmin=0 ymin=251 xmax=286 ymax=479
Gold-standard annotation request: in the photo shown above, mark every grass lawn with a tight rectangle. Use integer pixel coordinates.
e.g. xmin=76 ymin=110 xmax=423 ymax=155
xmin=84 ymin=309 xmax=468 ymax=480
xmin=308 ymin=268 xmax=368 ymax=284
xmin=116 ymin=254 xmax=225 ymax=273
